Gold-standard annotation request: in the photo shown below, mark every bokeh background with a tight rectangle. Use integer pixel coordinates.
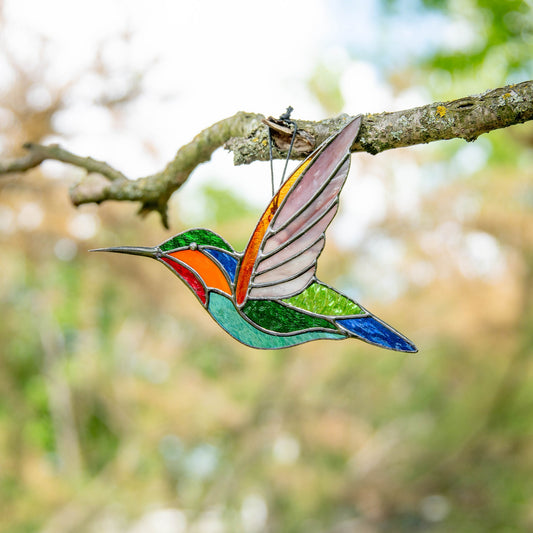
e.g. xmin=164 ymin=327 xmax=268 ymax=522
xmin=1 ymin=1 xmax=532 ymax=531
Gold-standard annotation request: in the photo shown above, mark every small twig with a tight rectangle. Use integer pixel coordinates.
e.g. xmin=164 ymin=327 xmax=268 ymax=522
xmin=0 ymin=148 xmax=47 ymax=174
xmin=19 ymin=143 xmax=127 ymax=181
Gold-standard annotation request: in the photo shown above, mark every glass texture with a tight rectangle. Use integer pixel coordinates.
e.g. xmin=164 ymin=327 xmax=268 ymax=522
xmin=256 ymin=239 xmax=324 ymax=274
xmin=242 ymin=299 xmax=337 ymax=333
xmin=249 ymin=267 xmax=315 ymax=299
xmin=272 ymin=158 xmax=349 ymax=232
xmin=236 ymin=159 xmax=312 ymax=305
xmin=336 ymin=316 xmax=417 ymax=352
xmin=253 ymin=246 xmax=319 ymax=284
xmin=204 ymin=249 xmax=238 ymax=282
xmin=160 ymin=229 xmax=233 ymax=252
xmin=262 ymin=204 xmax=337 ymax=256
xmin=209 ymin=292 xmax=345 ymax=349
xmin=161 ymin=257 xmax=207 ymax=304
xmin=169 ymin=250 xmax=231 ymax=295
xmin=284 ymin=282 xmax=363 ymax=316
xmin=272 ymin=119 xmax=359 ymax=227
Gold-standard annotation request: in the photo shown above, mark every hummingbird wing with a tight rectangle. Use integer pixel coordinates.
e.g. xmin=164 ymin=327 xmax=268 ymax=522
xmin=235 ymin=116 xmax=362 ymax=306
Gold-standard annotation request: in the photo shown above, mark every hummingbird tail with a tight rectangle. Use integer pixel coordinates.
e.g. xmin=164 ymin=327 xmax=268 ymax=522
xmin=335 ymin=316 xmax=418 ymax=353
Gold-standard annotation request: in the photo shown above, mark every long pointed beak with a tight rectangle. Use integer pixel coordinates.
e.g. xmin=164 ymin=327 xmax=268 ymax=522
xmin=90 ymin=246 xmax=160 ymax=258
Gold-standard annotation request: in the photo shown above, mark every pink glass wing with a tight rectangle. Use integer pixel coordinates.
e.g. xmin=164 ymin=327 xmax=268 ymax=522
xmin=249 ymin=266 xmax=315 ymax=299
xmin=245 ymin=116 xmax=361 ymax=301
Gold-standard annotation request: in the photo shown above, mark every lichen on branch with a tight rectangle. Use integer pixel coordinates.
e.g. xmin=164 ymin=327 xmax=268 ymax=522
xmin=1 ymin=80 xmax=532 ymax=227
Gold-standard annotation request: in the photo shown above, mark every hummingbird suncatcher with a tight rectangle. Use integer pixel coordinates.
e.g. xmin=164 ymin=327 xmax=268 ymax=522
xmin=94 ymin=116 xmax=417 ymax=352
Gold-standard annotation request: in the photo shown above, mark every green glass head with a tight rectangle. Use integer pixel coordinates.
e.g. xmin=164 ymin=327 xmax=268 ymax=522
xmin=159 ymin=228 xmax=234 ymax=253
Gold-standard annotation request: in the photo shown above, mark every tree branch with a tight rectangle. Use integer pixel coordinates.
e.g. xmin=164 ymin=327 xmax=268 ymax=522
xmin=1 ymin=81 xmax=531 ymax=227
xmin=8 ymin=143 xmax=128 ymax=181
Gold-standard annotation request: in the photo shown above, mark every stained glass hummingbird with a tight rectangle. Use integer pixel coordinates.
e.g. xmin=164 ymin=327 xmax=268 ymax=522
xmin=93 ymin=116 xmax=417 ymax=352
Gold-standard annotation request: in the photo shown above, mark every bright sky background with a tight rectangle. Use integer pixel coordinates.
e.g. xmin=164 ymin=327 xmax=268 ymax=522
xmin=4 ymin=0 xmax=333 ymax=168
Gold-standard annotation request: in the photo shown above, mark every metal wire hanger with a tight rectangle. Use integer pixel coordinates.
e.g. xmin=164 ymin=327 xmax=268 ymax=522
xmin=268 ymin=106 xmax=299 ymax=197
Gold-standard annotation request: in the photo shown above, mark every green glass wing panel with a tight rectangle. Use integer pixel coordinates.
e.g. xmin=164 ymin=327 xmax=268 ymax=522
xmin=283 ymin=281 xmax=363 ymax=317
xmin=242 ymin=298 xmax=337 ymax=333
xmin=160 ymin=229 xmax=234 ymax=252
xmin=209 ymin=292 xmax=345 ymax=349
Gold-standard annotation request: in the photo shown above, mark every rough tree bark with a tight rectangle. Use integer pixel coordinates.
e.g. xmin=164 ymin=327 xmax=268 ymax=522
xmin=1 ymin=80 xmax=532 ymax=227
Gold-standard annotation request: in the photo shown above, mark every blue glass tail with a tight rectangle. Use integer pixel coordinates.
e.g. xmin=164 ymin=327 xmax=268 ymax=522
xmin=336 ymin=316 xmax=417 ymax=353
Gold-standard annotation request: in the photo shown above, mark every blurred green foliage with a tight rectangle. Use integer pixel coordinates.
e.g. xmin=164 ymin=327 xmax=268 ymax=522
xmin=419 ymin=0 xmax=532 ymax=77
